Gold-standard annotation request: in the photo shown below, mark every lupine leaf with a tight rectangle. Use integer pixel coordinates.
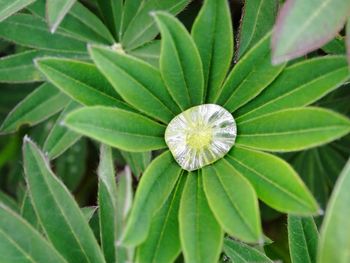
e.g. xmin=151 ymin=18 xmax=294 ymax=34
xmin=192 ymin=0 xmax=233 ymax=102
xmin=155 ymin=12 xmax=204 ymax=110
xmin=129 ymin=40 xmax=160 ymax=67
xmin=0 ymin=83 xmax=69 ymax=134
xmin=64 ymin=106 xmax=167 ymax=152
xmin=120 ymin=151 xmax=151 ymax=178
xmin=23 ymin=138 xmax=105 ymax=263
xmin=0 ymin=0 xmax=35 ymax=22
xmin=288 ymin=215 xmax=318 ymax=263
xmin=122 ymin=151 xmax=182 ymax=246
xmin=20 ymin=190 xmax=40 ymax=229
xmin=236 ymin=56 xmax=349 ymax=122
xmin=119 ymin=0 xmax=142 ymax=37
xmin=0 ymin=190 xmax=18 ymax=212
xmin=122 ymin=0 xmax=191 ymax=50
xmin=136 ymin=174 xmax=186 ymax=263
xmin=215 ymin=34 xmax=285 ymax=110
xmin=29 ymin=0 xmax=114 ymax=44
xmin=89 ymin=45 xmax=180 ymax=123
xmin=179 ymin=171 xmax=223 ymax=263
xmin=272 ymin=0 xmax=350 ymax=64
xmin=81 ymin=207 xmax=98 ymax=223
xmin=318 ymin=159 xmax=350 ymax=263
xmin=237 ymin=0 xmax=277 ymax=59
xmin=0 ymin=203 xmax=67 ymax=263
xmin=98 ymin=145 xmax=118 ymax=263
xmin=237 ymin=107 xmax=350 ymax=152
xmin=223 ymin=238 xmax=273 ymax=263
xmin=43 ymin=101 xmax=81 ymax=160
xmin=203 ymin=159 xmax=262 ymax=243
xmin=115 ymin=168 xmax=134 ymax=263
xmin=46 ymin=0 xmax=76 ymax=33
xmin=322 ymin=36 xmax=346 ymax=55
xmin=347 ymin=19 xmax=350 ymax=65
xmin=36 ymin=58 xmax=131 ymax=109
xmin=0 ymin=14 xmax=87 ymax=54
xmin=226 ymin=146 xmax=319 ymax=214
xmin=96 ymin=0 xmax=122 ymax=40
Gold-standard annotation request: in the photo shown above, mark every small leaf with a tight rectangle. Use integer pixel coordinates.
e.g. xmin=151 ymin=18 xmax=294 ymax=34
xmin=154 ymin=12 xmax=204 ymax=110
xmin=23 ymin=138 xmax=105 ymax=263
xmin=120 ymin=150 xmax=151 ymax=178
xmin=46 ymin=0 xmax=76 ymax=33
xmin=237 ymin=107 xmax=350 ymax=152
xmin=122 ymin=0 xmax=190 ymax=50
xmin=0 ymin=190 xmax=18 ymax=212
xmin=129 ymin=40 xmax=160 ymax=67
xmin=136 ymin=174 xmax=186 ymax=263
xmin=237 ymin=0 xmax=277 ymax=59
xmin=0 ymin=14 xmax=87 ymax=54
xmin=65 ymin=106 xmax=167 ymax=152
xmin=81 ymin=207 xmax=98 ymax=222
xmin=179 ymin=171 xmax=223 ymax=263
xmin=318 ymin=159 xmax=350 ymax=263
xmin=347 ymin=19 xmax=350 ymax=65
xmin=36 ymin=57 xmax=131 ymax=110
xmin=322 ymin=36 xmax=346 ymax=55
xmin=272 ymin=0 xmax=350 ymax=64
xmin=226 ymin=146 xmax=319 ymax=214
xmin=98 ymin=145 xmax=118 ymax=263
xmin=203 ymin=159 xmax=262 ymax=243
xmin=215 ymin=34 xmax=285 ymax=110
xmin=89 ymin=45 xmax=180 ymax=123
xmin=20 ymin=190 xmax=40 ymax=229
xmin=119 ymin=0 xmax=142 ymax=38
xmin=96 ymin=0 xmax=122 ymax=40
xmin=122 ymin=151 xmax=182 ymax=246
xmin=0 ymin=0 xmax=35 ymax=22
xmin=0 ymin=83 xmax=69 ymax=134
xmin=236 ymin=56 xmax=350 ymax=122
xmin=288 ymin=215 xmax=318 ymax=263
xmin=191 ymin=0 xmax=233 ymax=101
xmin=43 ymin=101 xmax=81 ymax=160
xmin=223 ymin=238 xmax=273 ymax=263
xmin=0 ymin=203 xmax=67 ymax=263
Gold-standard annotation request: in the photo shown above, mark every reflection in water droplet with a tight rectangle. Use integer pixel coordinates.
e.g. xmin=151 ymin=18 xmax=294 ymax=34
xmin=165 ymin=104 xmax=237 ymax=171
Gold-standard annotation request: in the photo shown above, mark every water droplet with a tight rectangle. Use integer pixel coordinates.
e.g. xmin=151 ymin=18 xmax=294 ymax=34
xmin=165 ymin=104 xmax=237 ymax=171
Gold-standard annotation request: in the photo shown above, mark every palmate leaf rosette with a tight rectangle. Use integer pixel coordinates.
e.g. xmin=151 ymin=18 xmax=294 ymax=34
xmin=41 ymin=2 xmax=350 ymax=262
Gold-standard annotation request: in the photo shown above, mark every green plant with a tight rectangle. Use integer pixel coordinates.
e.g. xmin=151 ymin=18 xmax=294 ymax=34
xmin=0 ymin=0 xmax=350 ymax=263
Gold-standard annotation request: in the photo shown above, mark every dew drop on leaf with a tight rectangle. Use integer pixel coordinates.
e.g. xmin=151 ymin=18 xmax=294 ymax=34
xmin=165 ymin=104 xmax=237 ymax=171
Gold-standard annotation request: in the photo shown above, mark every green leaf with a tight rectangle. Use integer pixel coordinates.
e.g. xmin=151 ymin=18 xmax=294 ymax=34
xmin=20 ymin=190 xmax=40 ymax=229
xmin=347 ymin=19 xmax=350 ymax=65
xmin=215 ymin=34 xmax=285 ymax=110
xmin=119 ymin=0 xmax=142 ymax=38
xmin=120 ymin=150 xmax=151 ymax=178
xmin=191 ymin=0 xmax=233 ymax=102
xmin=122 ymin=151 xmax=182 ymax=246
xmin=129 ymin=40 xmax=160 ymax=67
xmin=29 ymin=0 xmax=114 ymax=44
xmin=96 ymin=0 xmax=122 ymax=40
xmin=122 ymin=0 xmax=190 ymax=50
xmin=46 ymin=0 xmax=76 ymax=33
xmin=0 ymin=203 xmax=67 ymax=263
xmin=318 ymin=159 xmax=350 ymax=263
xmin=0 ymin=83 xmax=69 ymax=134
xmin=203 ymin=159 xmax=262 ymax=243
xmin=322 ymin=36 xmax=346 ymax=55
xmin=226 ymin=146 xmax=319 ymax=214
xmin=36 ymin=57 xmax=131 ymax=109
xmin=179 ymin=171 xmax=223 ymax=263
xmin=136 ymin=174 xmax=186 ymax=263
xmin=0 ymin=50 xmax=44 ymax=83
xmin=237 ymin=107 xmax=350 ymax=152
xmin=43 ymin=101 xmax=81 ymax=160
xmin=0 ymin=190 xmax=18 ymax=212
xmin=115 ymin=168 xmax=134 ymax=263
xmin=0 ymin=0 xmax=35 ymax=22
xmin=155 ymin=12 xmax=204 ymax=110
xmin=23 ymin=138 xmax=105 ymax=263
xmin=64 ymin=106 xmax=167 ymax=152
xmin=89 ymin=45 xmax=180 ymax=123
xmin=81 ymin=206 xmax=98 ymax=222
xmin=98 ymin=145 xmax=118 ymax=263
xmin=237 ymin=0 xmax=277 ymax=59
xmin=223 ymin=238 xmax=273 ymax=263
xmin=0 ymin=14 xmax=87 ymax=54
xmin=236 ymin=56 xmax=350 ymax=122
xmin=288 ymin=215 xmax=318 ymax=263
xmin=272 ymin=0 xmax=350 ymax=64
